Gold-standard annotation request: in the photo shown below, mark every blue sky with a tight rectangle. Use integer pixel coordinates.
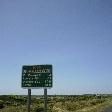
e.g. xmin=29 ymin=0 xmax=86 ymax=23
xmin=0 ymin=0 xmax=112 ymax=95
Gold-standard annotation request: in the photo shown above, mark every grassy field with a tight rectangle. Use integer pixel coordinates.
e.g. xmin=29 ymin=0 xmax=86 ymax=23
xmin=0 ymin=94 xmax=112 ymax=112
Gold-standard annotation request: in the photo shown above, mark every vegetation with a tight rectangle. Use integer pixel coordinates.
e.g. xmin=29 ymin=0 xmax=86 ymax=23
xmin=0 ymin=94 xmax=112 ymax=112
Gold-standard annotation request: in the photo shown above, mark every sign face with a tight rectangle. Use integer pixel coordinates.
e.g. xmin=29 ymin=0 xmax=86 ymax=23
xmin=21 ymin=65 xmax=52 ymax=88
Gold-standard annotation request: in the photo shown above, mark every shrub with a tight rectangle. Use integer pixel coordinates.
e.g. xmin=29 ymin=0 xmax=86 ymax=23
xmin=0 ymin=100 xmax=5 ymax=109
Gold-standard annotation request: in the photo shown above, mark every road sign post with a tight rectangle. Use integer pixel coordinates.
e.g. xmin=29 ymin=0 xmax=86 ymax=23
xmin=28 ymin=89 xmax=31 ymax=112
xmin=44 ymin=89 xmax=47 ymax=112
xmin=21 ymin=65 xmax=53 ymax=112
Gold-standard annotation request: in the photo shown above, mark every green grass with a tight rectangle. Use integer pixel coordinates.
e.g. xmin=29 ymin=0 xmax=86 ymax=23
xmin=0 ymin=94 xmax=112 ymax=112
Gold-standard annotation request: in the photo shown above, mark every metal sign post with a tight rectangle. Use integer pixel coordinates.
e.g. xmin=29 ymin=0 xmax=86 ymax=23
xmin=28 ymin=89 xmax=31 ymax=112
xmin=21 ymin=65 xmax=53 ymax=112
xmin=44 ymin=88 xmax=47 ymax=112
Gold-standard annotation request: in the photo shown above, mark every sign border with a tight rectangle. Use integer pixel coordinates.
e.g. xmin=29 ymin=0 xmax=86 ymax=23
xmin=21 ymin=64 xmax=53 ymax=89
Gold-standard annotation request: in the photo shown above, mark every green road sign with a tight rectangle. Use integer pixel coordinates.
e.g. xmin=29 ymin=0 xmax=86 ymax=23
xmin=21 ymin=65 xmax=53 ymax=88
